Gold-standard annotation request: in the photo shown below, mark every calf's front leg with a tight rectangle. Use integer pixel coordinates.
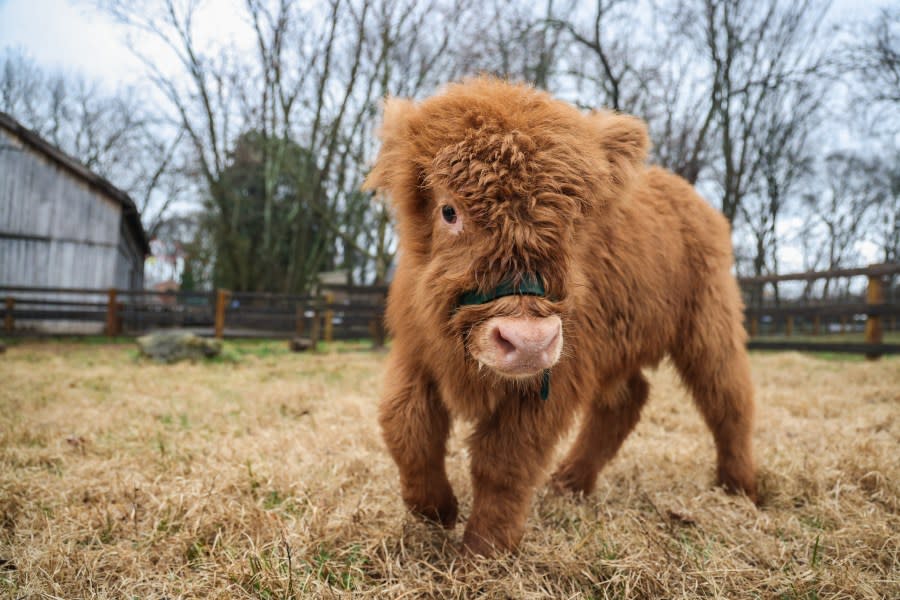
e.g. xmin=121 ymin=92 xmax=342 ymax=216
xmin=463 ymin=403 xmax=562 ymax=555
xmin=379 ymin=357 xmax=457 ymax=528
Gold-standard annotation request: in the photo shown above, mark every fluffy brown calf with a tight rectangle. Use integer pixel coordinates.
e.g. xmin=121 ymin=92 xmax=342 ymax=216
xmin=365 ymin=78 xmax=756 ymax=556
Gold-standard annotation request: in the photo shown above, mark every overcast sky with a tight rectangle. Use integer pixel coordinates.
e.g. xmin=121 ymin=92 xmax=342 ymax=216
xmin=0 ymin=0 xmax=251 ymax=86
xmin=0 ymin=0 xmax=892 ymax=89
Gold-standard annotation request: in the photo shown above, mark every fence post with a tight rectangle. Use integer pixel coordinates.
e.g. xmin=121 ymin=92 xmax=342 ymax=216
xmin=309 ymin=299 xmax=321 ymax=350
xmin=295 ymin=305 xmax=305 ymax=337
xmin=749 ymin=316 xmax=759 ymax=337
xmin=215 ymin=289 xmax=230 ymax=340
xmin=4 ymin=297 xmax=13 ymax=333
xmin=865 ymin=272 xmax=884 ymax=360
xmin=105 ymin=289 xmax=119 ymax=336
xmin=371 ymin=290 xmax=386 ymax=349
xmin=785 ymin=316 xmax=793 ymax=337
xmin=812 ymin=315 xmax=820 ymax=336
xmin=323 ymin=292 xmax=334 ymax=343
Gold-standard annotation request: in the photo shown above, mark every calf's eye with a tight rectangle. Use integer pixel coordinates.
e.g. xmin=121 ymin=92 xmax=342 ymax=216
xmin=441 ymin=205 xmax=457 ymax=224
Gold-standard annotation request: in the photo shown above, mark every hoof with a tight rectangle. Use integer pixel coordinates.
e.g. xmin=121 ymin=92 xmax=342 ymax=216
xmin=718 ymin=468 xmax=759 ymax=505
xmin=461 ymin=529 xmax=513 ymax=558
xmin=406 ymin=492 xmax=459 ymax=529
xmin=549 ymin=462 xmax=595 ymax=497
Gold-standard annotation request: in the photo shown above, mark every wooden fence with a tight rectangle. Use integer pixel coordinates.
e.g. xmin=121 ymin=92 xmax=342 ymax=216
xmin=0 ymin=283 xmax=388 ymax=347
xmin=739 ymin=263 xmax=899 ymax=358
xmin=2 ymin=262 xmax=898 ymax=357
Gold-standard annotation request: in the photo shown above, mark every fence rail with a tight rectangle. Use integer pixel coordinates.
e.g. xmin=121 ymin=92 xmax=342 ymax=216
xmin=2 ymin=262 xmax=897 ymax=357
xmin=740 ymin=262 xmax=898 ymax=358
xmin=0 ymin=284 xmax=387 ymax=347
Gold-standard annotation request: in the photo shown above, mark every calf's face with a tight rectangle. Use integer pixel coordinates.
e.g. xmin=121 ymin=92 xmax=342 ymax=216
xmin=423 ymin=123 xmax=588 ymax=381
xmin=431 ymin=179 xmax=566 ymax=379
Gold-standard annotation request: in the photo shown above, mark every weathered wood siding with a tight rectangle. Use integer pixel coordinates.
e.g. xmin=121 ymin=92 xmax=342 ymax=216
xmin=0 ymin=127 xmax=139 ymax=289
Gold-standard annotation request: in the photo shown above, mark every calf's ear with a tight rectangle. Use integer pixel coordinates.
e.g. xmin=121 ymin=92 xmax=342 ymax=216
xmin=363 ymin=98 xmax=419 ymax=195
xmin=589 ymin=111 xmax=650 ymax=189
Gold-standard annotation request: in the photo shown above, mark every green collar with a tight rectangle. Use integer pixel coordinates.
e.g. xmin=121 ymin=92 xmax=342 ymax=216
xmin=457 ymin=273 xmax=552 ymax=401
xmin=457 ymin=273 xmax=546 ymax=306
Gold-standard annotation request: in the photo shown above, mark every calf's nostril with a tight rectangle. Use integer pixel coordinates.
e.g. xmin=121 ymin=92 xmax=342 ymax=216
xmin=492 ymin=327 xmax=517 ymax=355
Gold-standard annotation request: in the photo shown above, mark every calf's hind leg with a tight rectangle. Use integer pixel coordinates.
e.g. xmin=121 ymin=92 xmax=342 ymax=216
xmin=551 ymin=373 xmax=649 ymax=496
xmin=672 ymin=279 xmax=757 ymax=502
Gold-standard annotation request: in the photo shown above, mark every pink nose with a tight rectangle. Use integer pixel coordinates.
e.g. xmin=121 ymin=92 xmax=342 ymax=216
xmin=485 ymin=316 xmax=562 ymax=375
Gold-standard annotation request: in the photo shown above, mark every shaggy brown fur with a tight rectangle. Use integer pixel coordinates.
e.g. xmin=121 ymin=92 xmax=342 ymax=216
xmin=365 ymin=78 xmax=756 ymax=556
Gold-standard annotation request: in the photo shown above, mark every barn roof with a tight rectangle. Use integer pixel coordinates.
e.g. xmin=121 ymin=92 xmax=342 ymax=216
xmin=0 ymin=111 xmax=151 ymax=256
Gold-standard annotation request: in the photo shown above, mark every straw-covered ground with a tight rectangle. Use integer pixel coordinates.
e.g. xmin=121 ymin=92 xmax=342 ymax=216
xmin=1 ymin=339 xmax=897 ymax=599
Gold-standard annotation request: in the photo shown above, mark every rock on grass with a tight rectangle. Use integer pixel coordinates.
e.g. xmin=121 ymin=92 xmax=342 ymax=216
xmin=136 ymin=330 xmax=222 ymax=363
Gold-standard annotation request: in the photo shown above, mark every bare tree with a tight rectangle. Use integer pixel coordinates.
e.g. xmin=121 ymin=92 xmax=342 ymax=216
xmin=737 ymin=79 xmax=822 ymax=306
xmin=802 ymin=152 xmax=885 ymax=297
xmin=98 ymin=0 xmax=474 ymax=291
xmin=641 ymin=17 xmax=718 ymax=184
xmin=740 ymin=81 xmax=822 ymax=267
xmin=460 ymin=0 xmax=572 ymax=89
xmin=546 ymin=2 xmax=715 ymax=184
xmin=675 ymin=0 xmax=831 ymax=226
xmin=549 ymin=0 xmax=652 ymax=111
xmin=849 ymin=6 xmax=899 ymax=130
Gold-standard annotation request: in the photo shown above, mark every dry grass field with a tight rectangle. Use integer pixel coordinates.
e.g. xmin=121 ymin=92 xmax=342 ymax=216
xmin=1 ymin=339 xmax=898 ymax=599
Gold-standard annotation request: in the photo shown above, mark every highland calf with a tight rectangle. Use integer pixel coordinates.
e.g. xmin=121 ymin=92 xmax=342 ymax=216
xmin=365 ymin=78 xmax=757 ymax=556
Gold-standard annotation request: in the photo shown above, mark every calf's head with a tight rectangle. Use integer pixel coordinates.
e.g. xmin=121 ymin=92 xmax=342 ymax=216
xmin=365 ymin=78 xmax=648 ymax=381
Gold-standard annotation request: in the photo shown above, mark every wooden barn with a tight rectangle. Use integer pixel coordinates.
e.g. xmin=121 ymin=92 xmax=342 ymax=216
xmin=0 ymin=111 xmax=150 ymax=290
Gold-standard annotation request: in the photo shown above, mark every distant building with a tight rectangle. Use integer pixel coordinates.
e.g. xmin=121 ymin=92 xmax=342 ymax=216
xmin=0 ymin=111 xmax=150 ymax=290
xmin=153 ymin=279 xmax=180 ymax=306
